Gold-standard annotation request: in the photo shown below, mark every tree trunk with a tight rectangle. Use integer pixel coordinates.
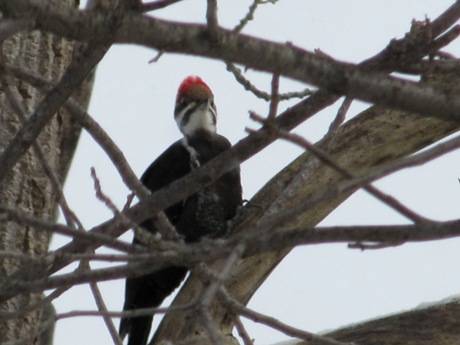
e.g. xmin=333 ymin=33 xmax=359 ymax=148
xmin=0 ymin=0 xmax=93 ymax=343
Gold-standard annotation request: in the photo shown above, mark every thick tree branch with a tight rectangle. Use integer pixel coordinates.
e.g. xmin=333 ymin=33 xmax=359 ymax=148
xmin=4 ymin=1 xmax=460 ymax=122
xmin=302 ymin=298 xmax=460 ymax=345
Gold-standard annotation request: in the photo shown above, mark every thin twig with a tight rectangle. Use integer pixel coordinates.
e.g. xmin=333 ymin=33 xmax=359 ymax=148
xmin=90 ymin=167 xmax=121 ymax=216
xmin=268 ymin=73 xmax=280 ymax=120
xmin=226 ymin=63 xmax=312 ymax=101
xmin=56 ymin=301 xmax=195 ymax=320
xmin=87 ymin=270 xmax=123 ymax=345
xmin=233 ymin=0 xmax=259 ymax=33
xmin=148 ymin=50 xmax=164 ymax=63
xmin=327 ymin=97 xmax=353 ymax=135
xmin=235 ymin=317 xmax=254 ymax=345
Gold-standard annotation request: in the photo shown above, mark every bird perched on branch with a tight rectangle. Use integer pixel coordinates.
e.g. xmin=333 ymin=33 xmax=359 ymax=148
xmin=119 ymin=76 xmax=242 ymax=345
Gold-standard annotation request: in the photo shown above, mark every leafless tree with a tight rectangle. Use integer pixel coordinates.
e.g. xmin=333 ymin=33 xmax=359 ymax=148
xmin=1 ymin=1 xmax=460 ymax=345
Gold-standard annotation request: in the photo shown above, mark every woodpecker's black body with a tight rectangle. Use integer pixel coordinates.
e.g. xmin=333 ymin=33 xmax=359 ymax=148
xmin=119 ymin=131 xmax=242 ymax=345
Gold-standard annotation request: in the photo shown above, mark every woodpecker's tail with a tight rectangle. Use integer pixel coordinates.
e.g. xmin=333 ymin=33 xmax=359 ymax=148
xmin=119 ymin=315 xmax=152 ymax=345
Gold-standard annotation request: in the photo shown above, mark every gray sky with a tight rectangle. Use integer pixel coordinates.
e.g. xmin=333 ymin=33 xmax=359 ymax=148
xmin=51 ymin=1 xmax=460 ymax=344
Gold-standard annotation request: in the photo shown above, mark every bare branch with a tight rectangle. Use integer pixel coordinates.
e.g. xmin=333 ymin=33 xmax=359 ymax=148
xmin=90 ymin=167 xmax=122 ymax=216
xmin=233 ymin=0 xmax=259 ymax=33
xmin=148 ymin=50 xmax=164 ymax=63
xmin=206 ymin=0 xmax=219 ymax=39
xmin=56 ymin=302 xmax=195 ymax=320
xmin=234 ymin=317 xmax=254 ymax=345
xmin=268 ymin=73 xmax=280 ymax=120
xmin=327 ymin=97 xmax=353 ymax=135
xmin=430 ymin=1 xmax=460 ymax=37
xmin=226 ymin=63 xmax=312 ymax=101
xmin=87 ymin=270 xmax=123 ymax=345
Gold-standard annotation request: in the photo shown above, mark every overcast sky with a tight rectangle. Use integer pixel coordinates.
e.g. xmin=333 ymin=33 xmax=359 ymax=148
xmin=50 ymin=1 xmax=460 ymax=344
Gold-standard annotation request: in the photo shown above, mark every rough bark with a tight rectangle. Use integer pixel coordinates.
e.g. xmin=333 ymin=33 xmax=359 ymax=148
xmin=0 ymin=0 xmax=93 ymax=343
xmin=308 ymin=298 xmax=460 ymax=345
xmin=152 ymin=68 xmax=460 ymax=344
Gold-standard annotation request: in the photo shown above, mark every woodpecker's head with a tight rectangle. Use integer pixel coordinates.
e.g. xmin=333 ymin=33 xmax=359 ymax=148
xmin=174 ymin=76 xmax=217 ymax=137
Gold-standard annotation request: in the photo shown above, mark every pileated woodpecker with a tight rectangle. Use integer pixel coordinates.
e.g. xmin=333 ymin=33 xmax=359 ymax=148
xmin=119 ymin=76 xmax=242 ymax=345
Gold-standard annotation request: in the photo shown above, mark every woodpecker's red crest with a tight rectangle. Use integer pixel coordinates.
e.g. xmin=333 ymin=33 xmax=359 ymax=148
xmin=174 ymin=76 xmax=217 ymax=136
xmin=176 ymin=76 xmax=213 ymax=102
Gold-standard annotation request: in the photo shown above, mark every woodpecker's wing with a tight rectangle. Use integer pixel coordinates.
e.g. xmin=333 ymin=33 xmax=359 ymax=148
xmin=141 ymin=139 xmax=191 ymax=193
xmin=139 ymin=139 xmax=192 ymax=227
